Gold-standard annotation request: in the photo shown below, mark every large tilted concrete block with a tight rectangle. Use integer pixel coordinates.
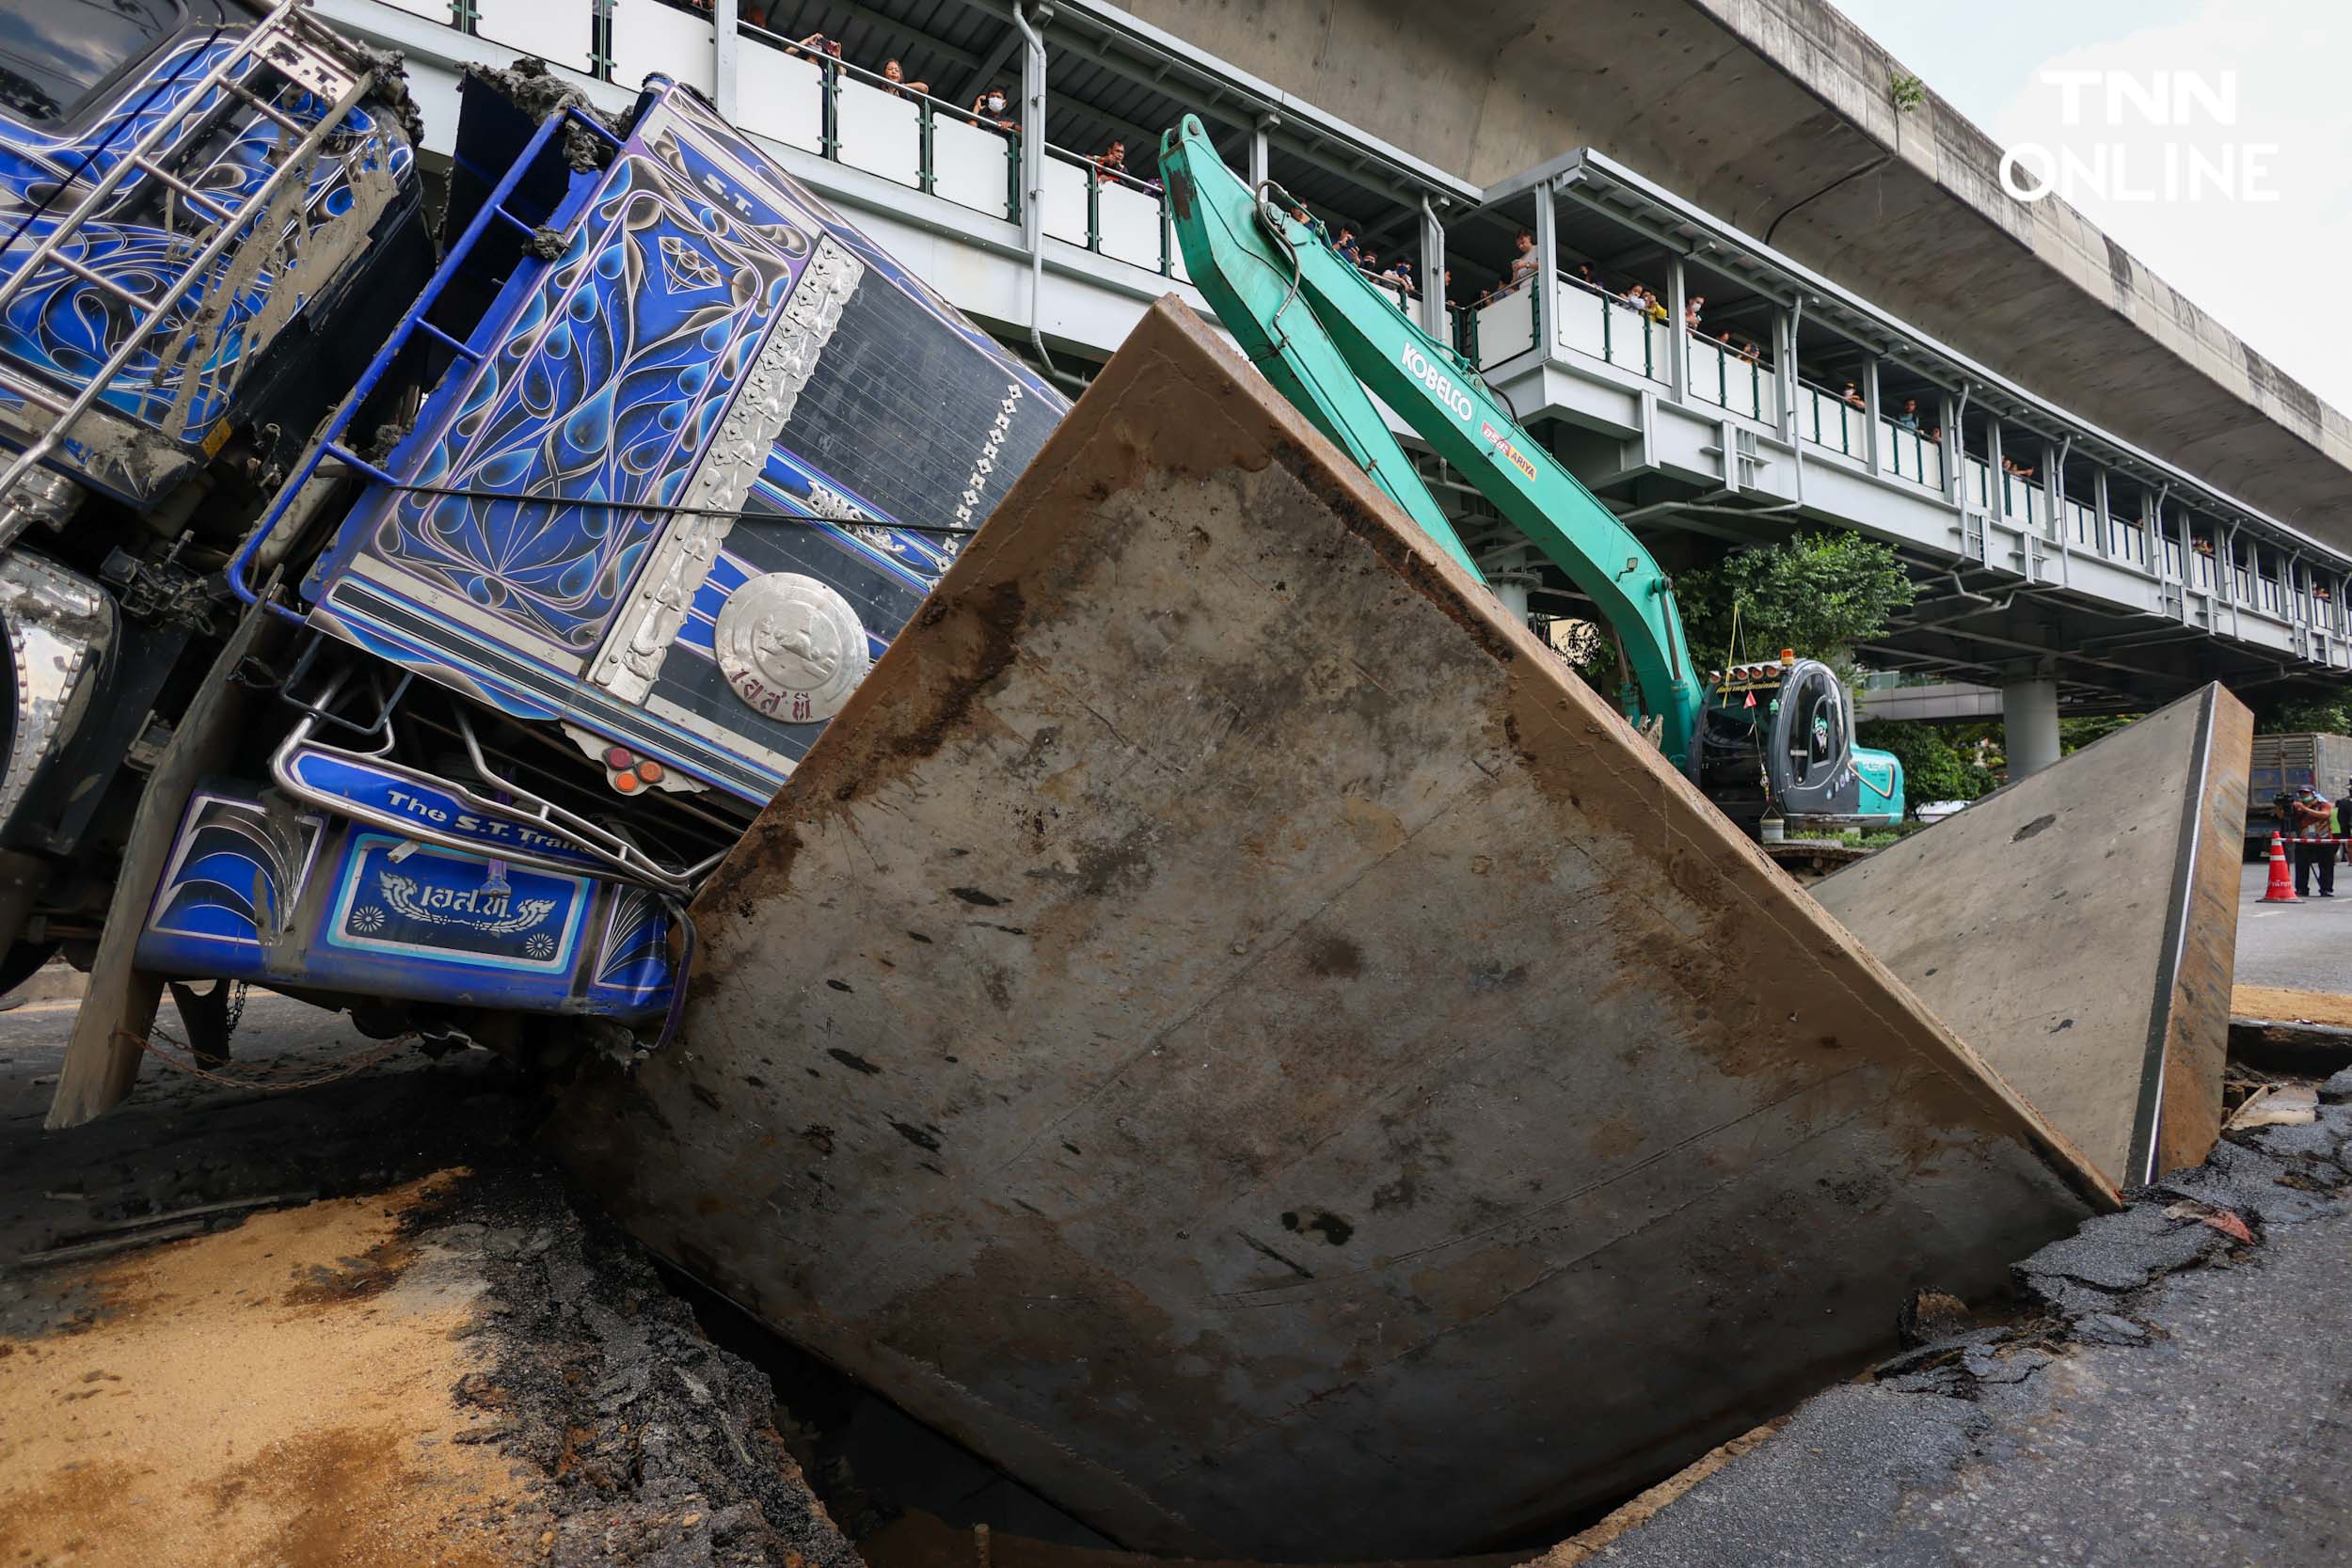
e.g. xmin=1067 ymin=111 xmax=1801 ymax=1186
xmin=1815 ymin=685 xmax=2251 ymax=1189
xmin=548 ymin=300 xmax=2108 ymax=1560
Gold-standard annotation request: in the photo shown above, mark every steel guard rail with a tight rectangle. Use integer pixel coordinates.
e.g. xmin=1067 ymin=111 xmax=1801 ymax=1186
xmin=227 ymin=101 xmax=628 ymax=622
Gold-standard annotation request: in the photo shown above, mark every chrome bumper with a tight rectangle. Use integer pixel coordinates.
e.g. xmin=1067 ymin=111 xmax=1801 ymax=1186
xmin=0 ymin=553 xmax=114 ymax=833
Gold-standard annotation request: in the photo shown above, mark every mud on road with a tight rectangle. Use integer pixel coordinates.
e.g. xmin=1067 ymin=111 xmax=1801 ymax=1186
xmin=0 ymin=995 xmax=860 ymax=1568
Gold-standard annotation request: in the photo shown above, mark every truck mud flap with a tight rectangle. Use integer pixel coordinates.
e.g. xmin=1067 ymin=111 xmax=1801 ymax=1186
xmin=47 ymin=601 xmax=287 ymax=1128
xmin=1814 ymin=683 xmax=2251 ymax=1189
xmin=547 ymin=300 xmax=2109 ymax=1560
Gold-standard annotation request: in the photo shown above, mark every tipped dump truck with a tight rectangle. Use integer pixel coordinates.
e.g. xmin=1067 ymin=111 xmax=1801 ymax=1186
xmin=549 ymin=301 xmax=2131 ymax=1559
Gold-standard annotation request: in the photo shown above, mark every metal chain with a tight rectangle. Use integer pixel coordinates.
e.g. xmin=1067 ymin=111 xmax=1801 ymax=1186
xmin=114 ymin=1020 xmax=416 ymax=1093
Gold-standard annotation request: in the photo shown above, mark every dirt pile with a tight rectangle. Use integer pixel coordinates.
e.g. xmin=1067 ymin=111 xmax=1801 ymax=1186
xmin=449 ymin=1163 xmax=863 ymax=1568
xmin=5 ymin=992 xmax=872 ymax=1567
xmin=0 ymin=1175 xmax=533 ymax=1566
xmin=0 ymin=1163 xmax=863 ymax=1568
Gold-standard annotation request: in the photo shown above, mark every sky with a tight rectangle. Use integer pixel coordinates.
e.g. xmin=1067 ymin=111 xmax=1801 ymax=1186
xmin=1831 ymin=0 xmax=2352 ymax=417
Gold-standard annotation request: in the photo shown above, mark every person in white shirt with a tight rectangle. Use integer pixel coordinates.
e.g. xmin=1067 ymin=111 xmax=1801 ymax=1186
xmin=1506 ymin=230 xmax=1537 ymax=291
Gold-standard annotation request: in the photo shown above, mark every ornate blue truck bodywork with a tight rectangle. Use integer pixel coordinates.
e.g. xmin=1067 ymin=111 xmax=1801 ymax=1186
xmin=130 ymin=71 xmax=1063 ymax=1023
xmin=0 ymin=1 xmax=423 ymax=505
xmin=0 ymin=0 xmax=433 ymax=1010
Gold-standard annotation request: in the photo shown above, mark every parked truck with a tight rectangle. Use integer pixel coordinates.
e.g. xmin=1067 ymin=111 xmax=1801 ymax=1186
xmin=2246 ymin=732 xmax=2352 ymax=856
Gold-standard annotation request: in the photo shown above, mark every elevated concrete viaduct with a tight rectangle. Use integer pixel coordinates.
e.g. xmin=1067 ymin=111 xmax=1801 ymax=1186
xmin=1108 ymin=0 xmax=2352 ymax=548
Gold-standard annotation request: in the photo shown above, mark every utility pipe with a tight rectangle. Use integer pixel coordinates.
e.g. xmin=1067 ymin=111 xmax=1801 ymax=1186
xmin=1011 ymin=2 xmax=1084 ymax=391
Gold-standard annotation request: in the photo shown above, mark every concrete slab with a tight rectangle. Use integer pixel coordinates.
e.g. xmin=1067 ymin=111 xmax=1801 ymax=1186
xmin=1815 ymin=686 xmax=2251 ymax=1188
xmin=548 ymin=299 xmax=2107 ymax=1560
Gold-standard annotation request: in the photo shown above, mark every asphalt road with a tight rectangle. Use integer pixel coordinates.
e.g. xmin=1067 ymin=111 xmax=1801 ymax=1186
xmin=2236 ymin=860 xmax=2352 ymax=992
xmin=0 ymin=990 xmax=530 ymax=1266
xmin=1589 ymin=1090 xmax=2352 ymax=1568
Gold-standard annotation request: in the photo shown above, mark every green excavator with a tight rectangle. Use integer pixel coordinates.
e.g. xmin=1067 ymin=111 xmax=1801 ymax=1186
xmin=1159 ymin=116 xmax=1902 ymax=830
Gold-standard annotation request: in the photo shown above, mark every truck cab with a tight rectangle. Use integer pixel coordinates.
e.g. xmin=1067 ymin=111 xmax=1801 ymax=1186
xmin=0 ymin=0 xmax=431 ymax=986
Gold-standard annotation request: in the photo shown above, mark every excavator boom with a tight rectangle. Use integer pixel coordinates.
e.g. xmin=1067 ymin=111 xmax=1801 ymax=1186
xmin=1163 ymin=115 xmax=1706 ymax=763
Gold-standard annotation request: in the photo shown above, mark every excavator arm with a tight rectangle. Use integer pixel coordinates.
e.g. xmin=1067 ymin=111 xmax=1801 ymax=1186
xmin=1162 ymin=115 xmax=1707 ymax=764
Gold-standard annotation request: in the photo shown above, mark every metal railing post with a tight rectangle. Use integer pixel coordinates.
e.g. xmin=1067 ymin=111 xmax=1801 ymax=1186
xmin=1006 ymin=129 xmax=1022 ymax=224
xmin=1861 ymin=357 xmax=1882 ymax=474
xmin=1530 ymin=178 xmax=1556 ymax=356
xmin=1085 ymin=161 xmax=1100 ymax=252
xmin=1665 ymin=253 xmax=1688 ymax=402
xmin=820 ymin=56 xmax=840 ymax=161
xmin=1987 ymin=416 xmax=2006 ymax=519
xmin=918 ymin=98 xmax=936 ymax=196
xmin=1419 ymin=196 xmax=1447 ymax=340
xmin=712 ymin=0 xmax=739 ymax=119
xmin=589 ymin=0 xmax=612 ymax=81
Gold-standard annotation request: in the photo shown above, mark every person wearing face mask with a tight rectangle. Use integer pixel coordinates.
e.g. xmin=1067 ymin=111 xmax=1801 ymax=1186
xmin=970 ymin=86 xmax=1016 ymax=131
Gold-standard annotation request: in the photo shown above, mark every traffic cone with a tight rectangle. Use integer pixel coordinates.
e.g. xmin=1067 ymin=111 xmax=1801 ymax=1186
xmin=2262 ymin=832 xmax=2298 ymax=903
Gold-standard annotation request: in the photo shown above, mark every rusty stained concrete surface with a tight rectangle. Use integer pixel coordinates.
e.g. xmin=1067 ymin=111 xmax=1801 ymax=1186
xmin=548 ymin=299 xmax=2108 ymax=1561
xmin=1815 ymin=683 xmax=2252 ymax=1191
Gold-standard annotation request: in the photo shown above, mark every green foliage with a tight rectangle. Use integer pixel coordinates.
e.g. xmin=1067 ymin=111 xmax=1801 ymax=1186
xmin=1820 ymin=827 xmax=1906 ymax=848
xmin=1889 ymin=71 xmax=1927 ymax=113
xmin=1675 ymin=531 xmax=1916 ymax=680
xmin=1566 ymin=531 xmax=1915 ymax=701
xmin=1858 ymin=720 xmax=1995 ymax=810
xmin=2059 ymin=713 xmax=2139 ymax=754
xmin=2257 ymin=695 xmax=2352 ymax=736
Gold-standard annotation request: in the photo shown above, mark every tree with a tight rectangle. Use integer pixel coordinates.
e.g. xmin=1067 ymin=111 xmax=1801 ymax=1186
xmin=1574 ymin=531 xmax=1915 ymax=691
xmin=1857 ymin=720 xmax=1996 ymax=809
xmin=2257 ymin=695 xmax=2352 ymax=736
xmin=2059 ymin=714 xmax=2139 ymax=754
xmin=1674 ymin=531 xmax=1915 ymax=679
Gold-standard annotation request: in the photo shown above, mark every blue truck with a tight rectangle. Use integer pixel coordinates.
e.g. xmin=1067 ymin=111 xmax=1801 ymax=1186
xmin=0 ymin=1 xmax=1064 ymax=1115
xmin=5 ymin=1 xmax=1915 ymax=1123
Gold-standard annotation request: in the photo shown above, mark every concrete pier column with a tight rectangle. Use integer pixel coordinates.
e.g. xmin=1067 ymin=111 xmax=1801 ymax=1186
xmin=1489 ymin=576 xmax=1531 ymax=625
xmin=2004 ymin=675 xmax=2060 ymax=780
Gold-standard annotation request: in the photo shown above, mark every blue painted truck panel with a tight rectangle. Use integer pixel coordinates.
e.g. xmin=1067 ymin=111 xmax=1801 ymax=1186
xmin=301 ymin=79 xmax=1064 ymax=802
xmin=136 ymin=74 xmax=1064 ymax=1022
xmin=136 ymin=781 xmax=674 ymax=1016
xmin=0 ymin=9 xmax=422 ymax=501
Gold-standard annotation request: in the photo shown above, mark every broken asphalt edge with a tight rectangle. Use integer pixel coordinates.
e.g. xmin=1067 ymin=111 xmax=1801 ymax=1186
xmin=1572 ymin=1067 xmax=2352 ymax=1562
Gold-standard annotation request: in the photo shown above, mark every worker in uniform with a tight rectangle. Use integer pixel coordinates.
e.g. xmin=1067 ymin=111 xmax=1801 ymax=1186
xmin=2289 ymin=784 xmax=2336 ymax=898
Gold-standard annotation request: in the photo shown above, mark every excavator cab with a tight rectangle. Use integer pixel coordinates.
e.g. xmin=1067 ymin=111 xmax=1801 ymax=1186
xmin=1691 ymin=653 xmax=1902 ymax=830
